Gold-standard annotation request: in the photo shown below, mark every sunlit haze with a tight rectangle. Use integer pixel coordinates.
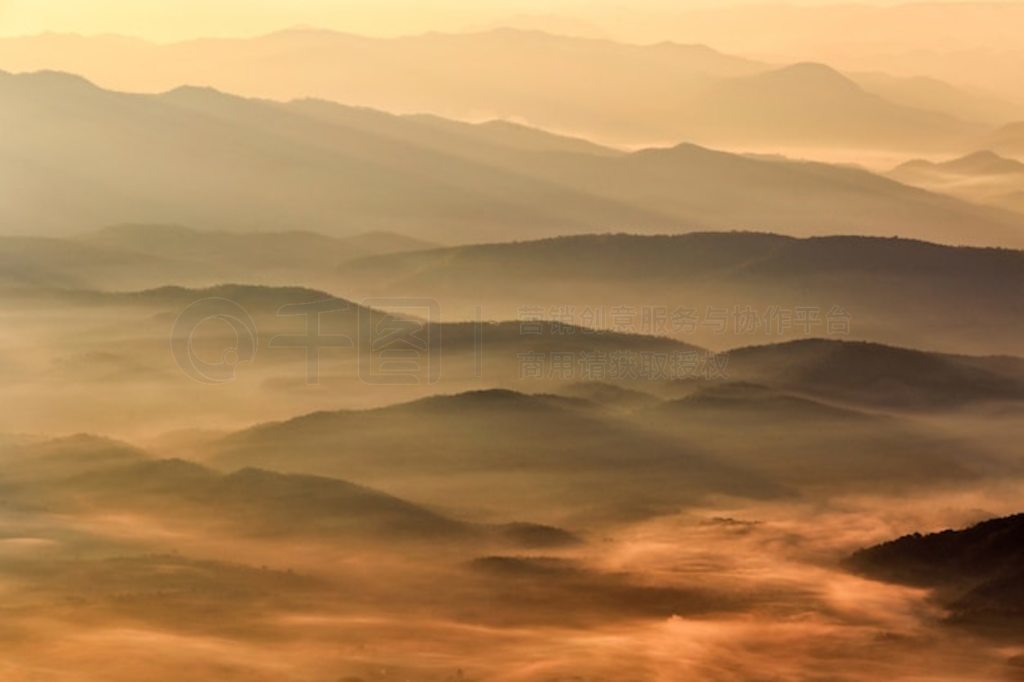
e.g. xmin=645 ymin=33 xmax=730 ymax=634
xmin=2 ymin=2 xmax=1023 ymax=681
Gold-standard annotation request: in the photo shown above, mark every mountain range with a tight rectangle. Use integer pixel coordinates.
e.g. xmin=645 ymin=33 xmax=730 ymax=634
xmin=2 ymin=70 xmax=1022 ymax=246
xmin=201 ymin=352 xmax=1021 ymax=514
xmin=570 ymin=3 xmax=1024 ymax=109
xmin=6 ymin=226 xmax=1023 ymax=355
xmin=0 ymin=28 xmax=1001 ymax=150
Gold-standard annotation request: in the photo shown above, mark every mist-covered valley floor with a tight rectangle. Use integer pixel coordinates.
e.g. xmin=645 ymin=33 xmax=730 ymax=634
xmin=1 ymin=278 xmax=1023 ymax=681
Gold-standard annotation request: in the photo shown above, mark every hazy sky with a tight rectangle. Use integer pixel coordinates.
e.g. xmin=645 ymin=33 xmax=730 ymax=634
xmin=0 ymin=0 xmax=1012 ymax=41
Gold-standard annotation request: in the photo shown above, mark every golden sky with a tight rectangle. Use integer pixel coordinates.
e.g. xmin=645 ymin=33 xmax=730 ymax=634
xmin=14 ymin=0 xmax=585 ymax=40
xmin=0 ymin=0 xmax=1007 ymax=42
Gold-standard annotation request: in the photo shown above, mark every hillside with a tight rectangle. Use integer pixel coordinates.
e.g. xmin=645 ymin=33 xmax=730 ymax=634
xmin=210 ymin=389 xmax=779 ymax=520
xmin=0 ymin=281 xmax=716 ymax=436
xmin=38 ymin=459 xmax=473 ymax=540
xmin=721 ymin=339 xmax=1024 ymax=410
xmin=888 ymin=151 xmax=1024 ymax=215
xmin=339 ymin=233 xmax=1024 ymax=355
xmin=674 ymin=63 xmax=976 ymax=149
xmin=633 ymin=381 xmax=979 ymax=489
xmin=849 ymin=514 xmax=1024 ymax=632
xmin=0 ymin=225 xmax=435 ymax=290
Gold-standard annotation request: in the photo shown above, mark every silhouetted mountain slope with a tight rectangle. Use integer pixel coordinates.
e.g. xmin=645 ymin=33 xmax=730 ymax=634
xmin=6 ymin=280 xmax=1023 ymax=441
xmin=512 ymin=143 xmax=1024 ymax=246
xmin=0 ymin=434 xmax=149 ymax=483
xmin=850 ymin=514 xmax=1024 ymax=587
xmin=849 ymin=514 xmax=1024 ymax=631
xmin=935 ymin=151 xmax=1024 ymax=176
xmin=110 ymin=283 xmax=371 ymax=318
xmin=341 ymin=233 xmax=1024 ymax=355
xmin=0 ymin=282 xmax=716 ymax=440
xmin=211 ymin=389 xmax=779 ymax=519
xmin=5 ymin=283 xmax=383 ymax=333
xmin=652 ymin=381 xmax=873 ymax=422
xmin=888 ymin=151 xmax=1024 ymax=215
xmin=0 ymin=235 xmax=177 ymax=289
xmin=3 ymin=434 xmax=587 ymax=548
xmin=34 ymin=459 xmax=472 ymax=539
xmin=677 ymin=63 xmax=977 ymax=149
xmin=217 ymin=389 xmax=661 ymax=472
xmin=7 ymin=279 xmax=704 ymax=358
xmin=633 ymin=381 xmax=982 ymax=488
xmin=288 ymin=97 xmax=621 ymax=159
xmin=0 ymin=70 xmax=667 ymax=241
xmin=850 ymin=72 xmax=1024 ymax=127
xmin=347 ymin=232 xmax=1024 ymax=285
xmin=0 ymin=224 xmax=429 ymax=290
xmin=722 ymin=339 xmax=1024 ymax=409
xmin=554 ymin=382 xmax=661 ymax=411
xmin=493 ymin=523 xmax=582 ymax=549
xmin=1 ymin=226 xmax=419 ymax=290
xmin=2 ymin=71 xmax=1020 ymax=245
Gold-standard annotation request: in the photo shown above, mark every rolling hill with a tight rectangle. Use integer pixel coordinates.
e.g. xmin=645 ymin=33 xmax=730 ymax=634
xmin=720 ymin=339 xmax=1024 ymax=410
xmin=39 ymin=459 xmax=473 ymax=540
xmin=0 ymin=225 xmax=435 ymax=290
xmin=848 ymin=513 xmax=1024 ymax=633
xmin=850 ymin=72 xmax=1024 ymax=128
xmin=888 ymin=151 xmax=1024 ymax=215
xmin=209 ymin=388 xmax=779 ymax=520
xmin=0 ymin=70 xmax=662 ymax=241
xmin=1 ymin=434 xmax=585 ymax=549
xmin=672 ymin=62 xmax=976 ymax=149
xmin=632 ymin=381 xmax=984 ymax=489
xmin=339 ymin=232 xmax=1024 ymax=355
xmin=0 ymin=281 xmax=715 ymax=436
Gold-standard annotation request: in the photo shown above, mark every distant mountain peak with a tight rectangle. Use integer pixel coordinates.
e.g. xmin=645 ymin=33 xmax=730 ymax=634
xmin=893 ymin=149 xmax=1024 ymax=177
xmin=1 ymin=69 xmax=99 ymax=91
xmin=402 ymin=388 xmax=567 ymax=410
xmin=754 ymin=62 xmax=863 ymax=93
xmin=163 ymin=84 xmax=225 ymax=96
xmin=944 ymin=149 xmax=1024 ymax=174
xmin=962 ymin=149 xmax=1003 ymax=161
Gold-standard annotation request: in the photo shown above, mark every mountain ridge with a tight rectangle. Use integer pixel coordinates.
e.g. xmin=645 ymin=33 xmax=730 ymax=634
xmin=2 ymin=70 xmax=1021 ymax=245
xmin=0 ymin=29 xmax=989 ymax=149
